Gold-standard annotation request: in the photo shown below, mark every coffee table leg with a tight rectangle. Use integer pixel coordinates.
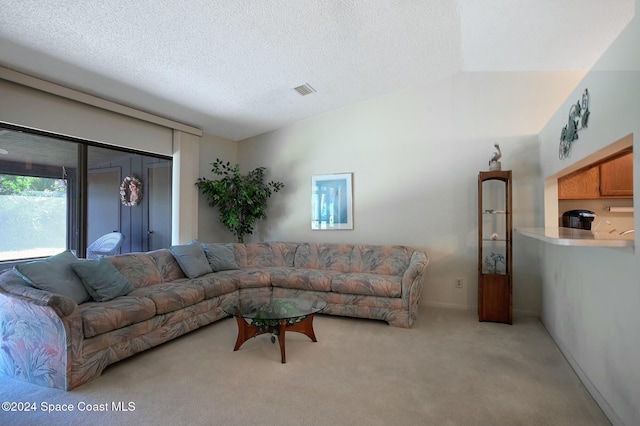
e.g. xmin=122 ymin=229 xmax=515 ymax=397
xmin=278 ymin=320 xmax=287 ymax=363
xmin=276 ymin=314 xmax=318 ymax=363
xmin=233 ymin=315 xmax=318 ymax=363
xmin=233 ymin=316 xmax=259 ymax=351
xmin=286 ymin=314 xmax=318 ymax=342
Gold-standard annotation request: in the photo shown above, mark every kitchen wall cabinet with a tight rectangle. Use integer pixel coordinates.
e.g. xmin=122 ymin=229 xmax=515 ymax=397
xmin=558 ymin=166 xmax=600 ymax=199
xmin=558 ymin=153 xmax=633 ymax=199
xmin=600 ymin=153 xmax=633 ymax=197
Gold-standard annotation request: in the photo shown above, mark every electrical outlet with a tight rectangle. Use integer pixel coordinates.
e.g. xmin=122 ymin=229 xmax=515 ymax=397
xmin=455 ymin=277 xmax=463 ymax=288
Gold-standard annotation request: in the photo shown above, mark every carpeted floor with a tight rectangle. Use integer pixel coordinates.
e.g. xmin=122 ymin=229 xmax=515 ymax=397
xmin=0 ymin=307 xmax=610 ymax=426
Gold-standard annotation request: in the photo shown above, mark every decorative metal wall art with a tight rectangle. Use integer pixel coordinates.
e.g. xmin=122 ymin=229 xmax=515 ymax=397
xmin=559 ymin=89 xmax=590 ymax=159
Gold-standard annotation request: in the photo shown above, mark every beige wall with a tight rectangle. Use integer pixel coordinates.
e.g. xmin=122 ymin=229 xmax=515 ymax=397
xmin=0 ymin=65 xmax=578 ymax=317
xmin=206 ymin=71 xmax=586 ymax=317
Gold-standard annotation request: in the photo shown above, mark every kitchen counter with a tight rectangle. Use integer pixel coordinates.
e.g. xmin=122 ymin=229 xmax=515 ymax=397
xmin=517 ymin=227 xmax=634 ymax=248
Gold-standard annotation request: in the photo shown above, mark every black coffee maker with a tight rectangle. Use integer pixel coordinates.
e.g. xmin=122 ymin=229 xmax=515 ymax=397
xmin=562 ymin=210 xmax=596 ymax=230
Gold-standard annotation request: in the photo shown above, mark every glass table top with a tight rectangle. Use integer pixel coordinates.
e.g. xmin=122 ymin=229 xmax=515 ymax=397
xmin=222 ymin=294 xmax=326 ymax=320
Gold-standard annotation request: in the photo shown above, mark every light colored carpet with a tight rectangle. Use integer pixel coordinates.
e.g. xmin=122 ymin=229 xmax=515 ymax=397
xmin=0 ymin=307 xmax=610 ymax=426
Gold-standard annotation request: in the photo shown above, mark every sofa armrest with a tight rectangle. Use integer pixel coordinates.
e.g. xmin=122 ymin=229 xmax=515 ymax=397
xmin=401 ymin=250 xmax=429 ymax=307
xmin=0 ymin=270 xmax=77 ymax=317
xmin=0 ymin=293 xmax=77 ymax=390
xmin=0 ymin=270 xmax=81 ymax=389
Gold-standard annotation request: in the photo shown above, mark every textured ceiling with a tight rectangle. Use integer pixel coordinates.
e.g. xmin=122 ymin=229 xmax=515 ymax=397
xmin=0 ymin=1 xmax=634 ymax=141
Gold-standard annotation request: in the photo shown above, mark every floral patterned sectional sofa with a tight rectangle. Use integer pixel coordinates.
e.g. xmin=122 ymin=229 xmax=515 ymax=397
xmin=0 ymin=241 xmax=429 ymax=390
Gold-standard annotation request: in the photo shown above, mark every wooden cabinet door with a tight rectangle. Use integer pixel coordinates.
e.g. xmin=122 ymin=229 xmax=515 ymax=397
xmin=558 ymin=166 xmax=600 ymax=199
xmin=600 ymin=153 xmax=633 ymax=197
xmin=479 ymin=274 xmax=511 ymax=324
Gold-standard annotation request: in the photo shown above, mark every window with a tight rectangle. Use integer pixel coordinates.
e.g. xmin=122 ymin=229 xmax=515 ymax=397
xmin=0 ymin=175 xmax=68 ymax=261
xmin=0 ymin=125 xmax=172 ymax=266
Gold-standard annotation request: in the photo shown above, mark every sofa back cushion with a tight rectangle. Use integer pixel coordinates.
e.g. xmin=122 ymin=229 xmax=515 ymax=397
xmin=242 ymin=243 xmax=275 ymax=268
xmin=228 ymin=243 xmax=247 ymax=268
xmin=240 ymin=242 xmax=298 ymax=268
xmin=294 ymin=243 xmax=354 ymax=272
xmin=169 ymin=241 xmax=212 ymax=278
xmin=147 ymin=249 xmax=185 ymax=282
xmin=350 ymin=245 xmax=414 ymax=275
xmin=106 ymin=253 xmax=163 ymax=288
xmin=268 ymin=242 xmax=298 ymax=267
xmin=71 ymin=258 xmax=134 ymax=302
xmin=202 ymin=243 xmax=240 ymax=271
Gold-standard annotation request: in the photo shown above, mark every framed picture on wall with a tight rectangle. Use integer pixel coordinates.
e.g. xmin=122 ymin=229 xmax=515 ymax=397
xmin=311 ymin=173 xmax=353 ymax=230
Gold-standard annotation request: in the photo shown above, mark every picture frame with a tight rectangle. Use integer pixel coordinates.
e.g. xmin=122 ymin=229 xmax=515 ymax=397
xmin=311 ymin=173 xmax=353 ymax=230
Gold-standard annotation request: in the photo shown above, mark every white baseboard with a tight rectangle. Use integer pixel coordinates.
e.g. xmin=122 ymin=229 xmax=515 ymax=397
xmin=513 ymin=308 xmax=539 ymax=317
xmin=421 ymin=302 xmax=539 ymax=318
xmin=541 ymin=320 xmax=622 ymax=426
xmin=422 ymin=301 xmax=474 ymax=310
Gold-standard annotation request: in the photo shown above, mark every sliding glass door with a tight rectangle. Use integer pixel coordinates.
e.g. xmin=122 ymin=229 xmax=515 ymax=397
xmin=0 ymin=125 xmax=172 ymax=266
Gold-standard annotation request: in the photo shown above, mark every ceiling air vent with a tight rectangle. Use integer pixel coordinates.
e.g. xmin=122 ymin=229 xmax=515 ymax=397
xmin=294 ymin=83 xmax=316 ymax=96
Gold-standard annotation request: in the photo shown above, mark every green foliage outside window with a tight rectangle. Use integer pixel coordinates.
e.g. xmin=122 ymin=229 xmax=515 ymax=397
xmin=0 ymin=175 xmax=66 ymax=195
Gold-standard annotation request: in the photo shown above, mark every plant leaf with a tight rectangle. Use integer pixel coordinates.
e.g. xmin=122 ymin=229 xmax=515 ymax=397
xmin=195 ymin=159 xmax=284 ymax=242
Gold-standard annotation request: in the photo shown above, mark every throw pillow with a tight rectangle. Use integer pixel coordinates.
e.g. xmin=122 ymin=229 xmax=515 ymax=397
xmin=169 ymin=240 xmax=213 ymax=278
xmin=202 ymin=243 xmax=240 ymax=271
xmin=15 ymin=251 xmax=91 ymax=304
xmin=71 ymin=258 xmax=134 ymax=302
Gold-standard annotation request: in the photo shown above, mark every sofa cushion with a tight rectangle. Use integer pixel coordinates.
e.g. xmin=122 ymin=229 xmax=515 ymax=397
xmin=214 ymin=268 xmax=271 ymax=289
xmin=190 ymin=274 xmax=239 ymax=298
xmin=202 ymin=243 xmax=240 ymax=271
xmin=15 ymin=251 xmax=91 ymax=304
xmin=229 ymin=243 xmax=247 ymax=268
xmin=244 ymin=243 xmax=276 ymax=267
xmin=350 ymin=245 xmax=413 ymax=275
xmin=71 ymin=259 xmax=135 ymax=302
xmin=268 ymin=242 xmax=298 ymax=267
xmin=331 ymin=273 xmax=402 ymax=298
xmin=270 ymin=268 xmax=338 ymax=292
xmin=293 ymin=243 xmax=354 ymax=272
xmin=134 ymin=282 xmax=205 ymax=315
xmin=78 ymin=294 xmax=157 ymax=338
xmin=148 ymin=248 xmax=185 ymax=281
xmin=107 ymin=253 xmax=163 ymax=288
xmin=170 ymin=241 xmax=213 ymax=278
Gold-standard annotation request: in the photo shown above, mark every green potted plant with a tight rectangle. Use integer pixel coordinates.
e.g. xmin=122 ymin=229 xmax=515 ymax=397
xmin=196 ymin=159 xmax=284 ymax=243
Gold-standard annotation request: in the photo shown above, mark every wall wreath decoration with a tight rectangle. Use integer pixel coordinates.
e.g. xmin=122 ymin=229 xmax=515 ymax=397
xmin=120 ymin=175 xmax=143 ymax=206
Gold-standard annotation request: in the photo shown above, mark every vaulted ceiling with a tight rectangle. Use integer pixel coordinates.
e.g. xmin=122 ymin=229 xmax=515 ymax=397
xmin=0 ymin=1 xmax=634 ymax=140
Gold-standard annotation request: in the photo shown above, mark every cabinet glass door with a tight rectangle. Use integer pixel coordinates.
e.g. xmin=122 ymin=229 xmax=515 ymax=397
xmin=481 ymin=179 xmax=508 ymax=274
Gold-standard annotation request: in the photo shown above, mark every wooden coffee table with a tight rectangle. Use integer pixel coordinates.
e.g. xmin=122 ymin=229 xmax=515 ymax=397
xmin=222 ymin=294 xmax=326 ymax=363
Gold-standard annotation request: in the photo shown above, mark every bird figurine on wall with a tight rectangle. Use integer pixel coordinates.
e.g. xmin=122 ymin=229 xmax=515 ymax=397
xmin=489 ymin=143 xmax=502 ymax=170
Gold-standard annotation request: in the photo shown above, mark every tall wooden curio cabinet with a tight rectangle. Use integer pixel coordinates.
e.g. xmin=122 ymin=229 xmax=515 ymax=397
xmin=478 ymin=170 xmax=512 ymax=324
